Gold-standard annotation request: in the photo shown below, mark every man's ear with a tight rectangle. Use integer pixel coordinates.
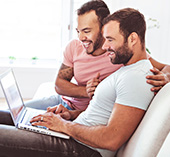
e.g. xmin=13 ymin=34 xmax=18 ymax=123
xmin=128 ymin=32 xmax=138 ymax=48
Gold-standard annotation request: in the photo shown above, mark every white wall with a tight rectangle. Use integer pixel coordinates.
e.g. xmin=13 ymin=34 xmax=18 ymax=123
xmin=0 ymin=61 xmax=59 ymax=99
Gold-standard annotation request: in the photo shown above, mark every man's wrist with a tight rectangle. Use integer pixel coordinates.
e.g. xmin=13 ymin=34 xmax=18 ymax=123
xmin=70 ymin=110 xmax=82 ymax=120
xmin=62 ymin=120 xmax=75 ymax=135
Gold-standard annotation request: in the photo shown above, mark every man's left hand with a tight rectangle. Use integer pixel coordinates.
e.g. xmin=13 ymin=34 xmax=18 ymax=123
xmin=30 ymin=112 xmax=65 ymax=132
xmin=146 ymin=67 xmax=169 ymax=93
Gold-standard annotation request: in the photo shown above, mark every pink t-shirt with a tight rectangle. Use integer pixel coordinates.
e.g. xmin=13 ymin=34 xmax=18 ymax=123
xmin=62 ymin=39 xmax=123 ymax=110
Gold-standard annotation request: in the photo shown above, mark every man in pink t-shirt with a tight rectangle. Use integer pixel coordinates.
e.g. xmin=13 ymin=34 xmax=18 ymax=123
xmin=26 ymin=0 xmax=170 ymax=111
xmin=61 ymin=39 xmax=122 ymax=110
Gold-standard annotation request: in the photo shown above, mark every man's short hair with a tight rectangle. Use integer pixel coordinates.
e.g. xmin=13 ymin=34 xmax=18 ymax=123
xmin=77 ymin=0 xmax=110 ymax=28
xmin=103 ymin=8 xmax=146 ymax=49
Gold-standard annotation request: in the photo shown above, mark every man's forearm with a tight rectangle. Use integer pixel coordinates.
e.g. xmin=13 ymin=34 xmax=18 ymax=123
xmin=62 ymin=120 xmax=115 ymax=150
xmin=55 ymin=63 xmax=89 ymax=98
xmin=55 ymin=78 xmax=89 ymax=98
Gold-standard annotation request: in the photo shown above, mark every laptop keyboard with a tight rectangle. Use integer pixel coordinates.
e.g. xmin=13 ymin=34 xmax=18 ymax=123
xmin=22 ymin=111 xmax=36 ymax=125
xmin=22 ymin=110 xmax=47 ymax=129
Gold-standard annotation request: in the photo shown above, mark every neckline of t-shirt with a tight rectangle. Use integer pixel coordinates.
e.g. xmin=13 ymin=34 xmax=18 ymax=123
xmin=122 ymin=59 xmax=149 ymax=69
xmin=83 ymin=49 xmax=108 ymax=58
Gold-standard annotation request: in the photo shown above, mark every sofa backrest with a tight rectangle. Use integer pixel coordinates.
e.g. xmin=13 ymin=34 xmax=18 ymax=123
xmin=157 ymin=132 xmax=170 ymax=156
xmin=117 ymin=82 xmax=170 ymax=157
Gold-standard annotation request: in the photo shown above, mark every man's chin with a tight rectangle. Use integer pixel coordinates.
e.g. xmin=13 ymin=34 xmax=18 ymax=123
xmin=111 ymin=58 xmax=122 ymax=65
xmin=86 ymin=49 xmax=94 ymax=55
xmin=86 ymin=51 xmax=92 ymax=55
xmin=111 ymin=61 xmax=123 ymax=65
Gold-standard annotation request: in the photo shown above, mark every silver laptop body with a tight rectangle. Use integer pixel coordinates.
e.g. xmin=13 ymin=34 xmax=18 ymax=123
xmin=0 ymin=69 xmax=69 ymax=139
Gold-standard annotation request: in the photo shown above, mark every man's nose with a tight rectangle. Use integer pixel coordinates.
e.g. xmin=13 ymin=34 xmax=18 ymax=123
xmin=102 ymin=40 xmax=109 ymax=50
xmin=78 ymin=32 xmax=86 ymax=41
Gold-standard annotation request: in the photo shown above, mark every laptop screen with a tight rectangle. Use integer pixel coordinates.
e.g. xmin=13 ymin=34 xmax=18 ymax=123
xmin=0 ymin=70 xmax=24 ymax=122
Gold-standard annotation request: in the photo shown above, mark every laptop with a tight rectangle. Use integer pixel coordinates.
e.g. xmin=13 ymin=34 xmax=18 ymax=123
xmin=0 ymin=69 xmax=69 ymax=139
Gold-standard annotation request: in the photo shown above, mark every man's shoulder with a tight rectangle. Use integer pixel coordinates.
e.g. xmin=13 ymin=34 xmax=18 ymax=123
xmin=115 ymin=60 xmax=153 ymax=84
xmin=115 ymin=61 xmax=154 ymax=110
xmin=119 ymin=60 xmax=152 ymax=75
xmin=64 ymin=39 xmax=84 ymax=57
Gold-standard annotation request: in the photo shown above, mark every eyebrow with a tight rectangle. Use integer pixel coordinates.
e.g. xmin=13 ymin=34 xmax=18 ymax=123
xmin=76 ymin=28 xmax=92 ymax=32
xmin=106 ymin=36 xmax=115 ymax=40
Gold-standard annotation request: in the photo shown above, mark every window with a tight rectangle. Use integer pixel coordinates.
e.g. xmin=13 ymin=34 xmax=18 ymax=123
xmin=0 ymin=0 xmax=69 ymax=62
xmin=70 ymin=0 xmax=89 ymax=39
xmin=0 ymin=0 xmax=106 ymax=64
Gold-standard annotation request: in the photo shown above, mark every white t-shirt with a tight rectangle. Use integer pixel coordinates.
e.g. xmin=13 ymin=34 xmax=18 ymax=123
xmin=74 ymin=60 xmax=154 ymax=157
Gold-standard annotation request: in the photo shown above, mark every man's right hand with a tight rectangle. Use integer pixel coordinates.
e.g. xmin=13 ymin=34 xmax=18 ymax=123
xmin=86 ymin=73 xmax=101 ymax=99
xmin=47 ymin=104 xmax=82 ymax=121
xmin=47 ymin=104 xmax=71 ymax=120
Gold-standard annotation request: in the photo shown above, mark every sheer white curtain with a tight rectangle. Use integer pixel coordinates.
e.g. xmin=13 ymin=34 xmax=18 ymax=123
xmin=0 ymin=0 xmax=71 ymax=61
xmin=107 ymin=0 xmax=170 ymax=64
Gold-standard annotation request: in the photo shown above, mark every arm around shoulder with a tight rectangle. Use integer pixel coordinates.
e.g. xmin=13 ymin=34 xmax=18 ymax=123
xmin=147 ymin=57 xmax=170 ymax=91
xmin=149 ymin=57 xmax=170 ymax=81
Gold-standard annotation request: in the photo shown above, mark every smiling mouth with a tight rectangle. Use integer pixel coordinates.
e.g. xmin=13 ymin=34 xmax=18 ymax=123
xmin=109 ymin=52 xmax=114 ymax=55
xmin=108 ymin=51 xmax=115 ymax=58
xmin=82 ymin=42 xmax=92 ymax=49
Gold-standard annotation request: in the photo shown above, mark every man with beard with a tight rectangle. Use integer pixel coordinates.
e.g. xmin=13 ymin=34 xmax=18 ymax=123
xmin=25 ymin=0 xmax=170 ymax=111
xmin=0 ymin=8 xmax=155 ymax=157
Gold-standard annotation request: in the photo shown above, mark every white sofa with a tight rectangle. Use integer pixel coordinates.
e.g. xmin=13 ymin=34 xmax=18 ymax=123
xmin=34 ymin=82 xmax=170 ymax=157
xmin=157 ymin=132 xmax=170 ymax=157
xmin=33 ymin=82 xmax=56 ymax=99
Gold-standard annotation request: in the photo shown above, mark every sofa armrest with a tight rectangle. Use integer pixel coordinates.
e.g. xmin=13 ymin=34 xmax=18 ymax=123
xmin=33 ymin=82 xmax=56 ymax=99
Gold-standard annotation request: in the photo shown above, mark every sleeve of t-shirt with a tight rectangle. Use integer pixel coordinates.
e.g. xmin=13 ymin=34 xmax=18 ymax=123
xmin=115 ymin=70 xmax=154 ymax=110
xmin=63 ymin=40 xmax=76 ymax=67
